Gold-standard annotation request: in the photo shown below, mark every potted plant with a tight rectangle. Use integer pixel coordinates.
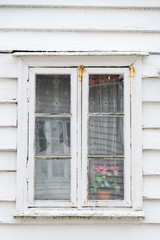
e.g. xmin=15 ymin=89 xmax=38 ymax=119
xmin=90 ymin=164 xmax=121 ymax=200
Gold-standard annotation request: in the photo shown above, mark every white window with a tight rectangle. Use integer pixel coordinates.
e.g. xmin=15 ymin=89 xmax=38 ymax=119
xmin=15 ymin=54 xmax=144 ymax=218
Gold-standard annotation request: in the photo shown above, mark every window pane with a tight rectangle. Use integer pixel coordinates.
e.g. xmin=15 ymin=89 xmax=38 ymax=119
xmin=36 ymin=74 xmax=70 ymax=114
xmin=88 ymin=159 xmax=124 ymax=200
xmin=35 ymin=159 xmax=70 ymax=200
xmin=88 ymin=116 xmax=124 ymax=156
xmin=35 ymin=117 xmax=70 ymax=156
xmin=89 ymin=74 xmax=123 ymax=113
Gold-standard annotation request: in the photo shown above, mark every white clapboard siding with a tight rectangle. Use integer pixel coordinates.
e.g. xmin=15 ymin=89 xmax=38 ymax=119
xmin=0 ymin=128 xmax=16 ymax=151
xmin=142 ymin=78 xmax=160 ymax=102
xmin=143 ymin=129 xmax=160 ymax=150
xmin=143 ymin=55 xmax=160 ymax=78
xmin=0 ymin=104 xmax=17 ymax=127
xmin=0 ymin=202 xmax=16 ymax=223
xmin=0 ymin=224 xmax=160 ymax=240
xmin=0 ymin=172 xmax=16 ymax=201
xmin=0 ymin=78 xmax=17 ymax=102
xmin=0 ymin=8 xmax=160 ymax=32
xmin=0 ymin=0 xmax=160 ymax=8
xmin=143 ymin=176 xmax=160 ymax=199
xmin=142 ymin=102 xmax=160 ymax=128
xmin=143 ymin=200 xmax=160 ymax=223
xmin=0 ymin=152 xmax=16 ymax=171
xmin=143 ymin=150 xmax=160 ymax=175
xmin=0 ymin=55 xmax=18 ymax=78
xmin=0 ymin=32 xmax=160 ymax=52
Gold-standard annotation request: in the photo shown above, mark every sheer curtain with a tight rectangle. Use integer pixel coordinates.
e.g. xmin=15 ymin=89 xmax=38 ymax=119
xmin=35 ymin=74 xmax=71 ymax=200
xmin=88 ymin=74 xmax=124 ymax=200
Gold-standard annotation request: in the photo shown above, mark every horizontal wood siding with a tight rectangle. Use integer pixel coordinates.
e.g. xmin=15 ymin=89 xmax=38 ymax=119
xmin=143 ymin=129 xmax=160 ymax=150
xmin=0 ymin=172 xmax=16 ymax=201
xmin=143 ymin=200 xmax=160 ymax=223
xmin=0 ymin=202 xmax=16 ymax=223
xmin=142 ymin=54 xmax=160 ymax=225
xmin=0 ymin=128 xmax=17 ymax=151
xmin=142 ymin=78 xmax=160 ymax=102
xmin=0 ymin=152 xmax=16 ymax=171
xmin=1 ymin=32 xmax=160 ymax=52
xmin=0 ymin=2 xmax=159 ymax=230
xmin=143 ymin=151 xmax=160 ymax=175
xmin=0 ymin=104 xmax=17 ymax=127
xmin=0 ymin=54 xmax=17 ymax=226
xmin=0 ymin=8 xmax=160 ymax=32
xmin=0 ymin=55 xmax=18 ymax=78
xmin=0 ymin=78 xmax=17 ymax=102
xmin=143 ymin=56 xmax=160 ymax=78
xmin=142 ymin=103 xmax=160 ymax=128
xmin=143 ymin=176 xmax=160 ymax=199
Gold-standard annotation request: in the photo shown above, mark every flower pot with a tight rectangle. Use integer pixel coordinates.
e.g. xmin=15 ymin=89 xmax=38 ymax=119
xmin=97 ymin=190 xmax=112 ymax=200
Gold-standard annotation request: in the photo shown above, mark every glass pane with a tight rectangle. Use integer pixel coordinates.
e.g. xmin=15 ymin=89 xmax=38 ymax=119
xmin=89 ymin=74 xmax=123 ymax=113
xmin=35 ymin=159 xmax=70 ymax=200
xmin=88 ymin=159 xmax=124 ymax=200
xmin=88 ymin=116 xmax=124 ymax=156
xmin=35 ymin=117 xmax=70 ymax=156
xmin=36 ymin=74 xmax=70 ymax=114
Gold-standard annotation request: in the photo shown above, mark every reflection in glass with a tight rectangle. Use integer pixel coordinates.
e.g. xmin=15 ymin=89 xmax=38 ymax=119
xmin=36 ymin=74 xmax=70 ymax=114
xmin=88 ymin=159 xmax=124 ymax=200
xmin=35 ymin=117 xmax=70 ymax=156
xmin=35 ymin=159 xmax=70 ymax=200
xmin=88 ymin=116 xmax=124 ymax=156
xmin=89 ymin=74 xmax=123 ymax=113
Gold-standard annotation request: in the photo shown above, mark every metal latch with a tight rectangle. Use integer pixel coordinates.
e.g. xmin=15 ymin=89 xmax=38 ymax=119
xmin=78 ymin=65 xmax=86 ymax=81
xmin=129 ymin=66 xmax=136 ymax=78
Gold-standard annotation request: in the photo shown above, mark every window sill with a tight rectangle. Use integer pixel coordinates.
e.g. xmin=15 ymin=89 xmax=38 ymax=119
xmin=14 ymin=208 xmax=144 ymax=220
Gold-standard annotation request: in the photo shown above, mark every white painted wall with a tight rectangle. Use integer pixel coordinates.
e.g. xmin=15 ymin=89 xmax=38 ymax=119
xmin=0 ymin=1 xmax=160 ymax=239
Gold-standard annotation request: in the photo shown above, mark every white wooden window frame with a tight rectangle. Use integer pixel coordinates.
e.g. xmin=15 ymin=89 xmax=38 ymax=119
xmin=15 ymin=54 xmax=143 ymax=218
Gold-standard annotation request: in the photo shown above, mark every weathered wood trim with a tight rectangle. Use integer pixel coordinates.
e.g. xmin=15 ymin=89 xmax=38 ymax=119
xmin=13 ymin=208 xmax=145 ymax=219
xmin=16 ymin=58 xmax=28 ymax=212
xmin=15 ymin=55 xmax=143 ymax=217
xmin=131 ymin=57 xmax=143 ymax=210
xmin=13 ymin=51 xmax=149 ymax=57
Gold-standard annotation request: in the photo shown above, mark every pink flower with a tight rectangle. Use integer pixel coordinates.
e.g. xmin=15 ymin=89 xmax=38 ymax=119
xmin=94 ymin=165 xmax=120 ymax=175
xmin=109 ymin=166 xmax=120 ymax=172
xmin=94 ymin=164 xmax=108 ymax=175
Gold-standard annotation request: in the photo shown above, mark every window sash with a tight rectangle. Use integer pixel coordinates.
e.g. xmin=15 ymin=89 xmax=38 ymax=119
xmin=81 ymin=68 xmax=131 ymax=207
xmin=28 ymin=68 xmax=77 ymax=208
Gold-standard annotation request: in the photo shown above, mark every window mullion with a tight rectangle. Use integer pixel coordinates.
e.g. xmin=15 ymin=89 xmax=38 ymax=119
xmin=77 ymin=68 xmax=83 ymax=208
xmin=81 ymin=71 xmax=89 ymax=207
